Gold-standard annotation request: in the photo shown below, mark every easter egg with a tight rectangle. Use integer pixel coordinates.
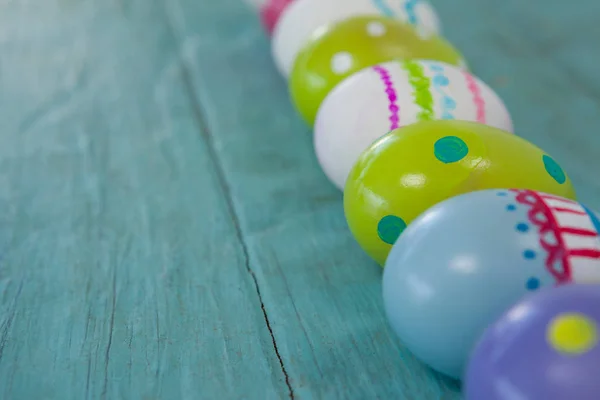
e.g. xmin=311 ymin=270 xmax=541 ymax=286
xmin=381 ymin=189 xmax=599 ymax=379
xmin=315 ymin=59 xmax=513 ymax=190
xmin=289 ymin=16 xmax=465 ymax=126
xmin=465 ymin=284 xmax=600 ymax=399
xmin=260 ymin=0 xmax=294 ymax=35
xmin=272 ymin=0 xmax=441 ymax=77
xmin=344 ymin=120 xmax=576 ymax=266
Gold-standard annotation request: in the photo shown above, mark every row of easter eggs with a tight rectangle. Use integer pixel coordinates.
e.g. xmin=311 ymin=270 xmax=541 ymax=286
xmin=253 ymin=0 xmax=516 ymax=190
xmin=245 ymin=0 xmax=600 ymax=397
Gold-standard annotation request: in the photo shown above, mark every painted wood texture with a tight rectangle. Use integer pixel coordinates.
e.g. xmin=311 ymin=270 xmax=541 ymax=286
xmin=0 ymin=0 xmax=598 ymax=399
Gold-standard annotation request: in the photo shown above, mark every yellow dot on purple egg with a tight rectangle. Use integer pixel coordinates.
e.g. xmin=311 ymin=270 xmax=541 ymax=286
xmin=547 ymin=313 xmax=599 ymax=355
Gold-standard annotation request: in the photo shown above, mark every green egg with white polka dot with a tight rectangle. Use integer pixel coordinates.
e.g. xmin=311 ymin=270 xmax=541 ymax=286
xmin=289 ymin=15 xmax=466 ymax=126
xmin=344 ymin=120 xmax=577 ymax=266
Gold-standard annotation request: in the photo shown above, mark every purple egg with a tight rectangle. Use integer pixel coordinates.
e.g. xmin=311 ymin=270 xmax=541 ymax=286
xmin=465 ymin=284 xmax=600 ymax=399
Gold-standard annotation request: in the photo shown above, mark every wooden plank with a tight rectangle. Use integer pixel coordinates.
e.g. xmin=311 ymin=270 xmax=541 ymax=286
xmin=168 ymin=0 xmax=600 ymax=398
xmin=0 ymin=1 xmax=288 ymax=399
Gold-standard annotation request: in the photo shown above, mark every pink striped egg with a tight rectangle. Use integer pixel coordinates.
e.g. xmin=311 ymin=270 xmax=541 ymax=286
xmin=314 ymin=59 xmax=513 ymax=190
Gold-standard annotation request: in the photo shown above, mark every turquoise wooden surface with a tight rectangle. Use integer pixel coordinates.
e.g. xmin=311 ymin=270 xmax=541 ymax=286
xmin=0 ymin=0 xmax=598 ymax=398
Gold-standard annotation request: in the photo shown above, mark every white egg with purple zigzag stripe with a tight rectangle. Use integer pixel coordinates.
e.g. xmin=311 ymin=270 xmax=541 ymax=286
xmin=314 ymin=59 xmax=513 ymax=190
xmin=272 ymin=0 xmax=441 ymax=77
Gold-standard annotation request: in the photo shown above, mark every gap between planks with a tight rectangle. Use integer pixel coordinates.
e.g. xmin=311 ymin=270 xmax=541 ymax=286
xmin=162 ymin=7 xmax=296 ymax=400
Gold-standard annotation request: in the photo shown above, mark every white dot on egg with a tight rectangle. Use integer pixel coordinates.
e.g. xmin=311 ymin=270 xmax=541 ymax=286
xmin=366 ymin=21 xmax=386 ymax=37
xmin=330 ymin=52 xmax=353 ymax=75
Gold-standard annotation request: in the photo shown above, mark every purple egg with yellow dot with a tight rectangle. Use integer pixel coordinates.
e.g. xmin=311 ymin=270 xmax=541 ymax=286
xmin=382 ymin=188 xmax=600 ymax=379
xmin=465 ymin=284 xmax=600 ymax=399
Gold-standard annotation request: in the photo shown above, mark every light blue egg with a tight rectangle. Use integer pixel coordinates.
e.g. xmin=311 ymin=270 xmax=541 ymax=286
xmin=382 ymin=188 xmax=600 ymax=380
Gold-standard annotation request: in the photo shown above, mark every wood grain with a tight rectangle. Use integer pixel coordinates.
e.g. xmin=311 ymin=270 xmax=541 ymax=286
xmin=0 ymin=1 xmax=287 ymax=399
xmin=0 ymin=0 xmax=598 ymax=398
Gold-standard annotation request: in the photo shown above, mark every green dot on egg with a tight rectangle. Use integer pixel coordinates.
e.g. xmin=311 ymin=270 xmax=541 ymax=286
xmin=543 ymin=155 xmax=566 ymax=184
xmin=377 ymin=215 xmax=407 ymax=245
xmin=434 ymin=136 xmax=469 ymax=163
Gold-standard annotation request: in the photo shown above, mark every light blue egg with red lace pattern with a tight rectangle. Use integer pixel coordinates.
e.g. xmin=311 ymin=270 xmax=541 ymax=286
xmin=382 ymin=188 xmax=600 ymax=379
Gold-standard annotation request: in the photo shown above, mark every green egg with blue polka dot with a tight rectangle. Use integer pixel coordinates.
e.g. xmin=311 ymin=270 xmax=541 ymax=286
xmin=344 ymin=120 xmax=576 ymax=266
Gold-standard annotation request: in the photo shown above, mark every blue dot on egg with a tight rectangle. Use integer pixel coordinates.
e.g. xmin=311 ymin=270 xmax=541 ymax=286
xmin=433 ymin=75 xmax=450 ymax=86
xmin=434 ymin=136 xmax=469 ymax=164
xmin=377 ymin=215 xmax=407 ymax=245
xmin=523 ymin=249 xmax=536 ymax=259
xmin=526 ymin=277 xmax=540 ymax=291
xmin=543 ymin=155 xmax=566 ymax=184
xmin=497 ymin=192 xmax=508 ymax=196
xmin=516 ymin=223 xmax=529 ymax=232
xmin=506 ymin=204 xmax=516 ymax=211
xmin=444 ymin=97 xmax=457 ymax=110
xmin=582 ymin=203 xmax=600 ymax=234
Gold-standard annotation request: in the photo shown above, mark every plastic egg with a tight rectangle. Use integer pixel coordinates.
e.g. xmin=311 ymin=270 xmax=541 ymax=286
xmin=260 ymin=0 xmax=294 ymax=35
xmin=344 ymin=120 xmax=577 ymax=266
xmin=272 ymin=0 xmax=441 ymax=77
xmin=289 ymin=16 xmax=465 ymax=126
xmin=315 ymin=59 xmax=513 ymax=190
xmin=382 ymin=189 xmax=599 ymax=379
xmin=465 ymin=284 xmax=600 ymax=399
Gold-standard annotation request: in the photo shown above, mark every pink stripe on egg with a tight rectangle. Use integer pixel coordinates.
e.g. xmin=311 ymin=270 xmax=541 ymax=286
xmin=260 ymin=0 xmax=294 ymax=35
xmin=372 ymin=65 xmax=400 ymax=131
xmin=463 ymin=72 xmax=486 ymax=124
